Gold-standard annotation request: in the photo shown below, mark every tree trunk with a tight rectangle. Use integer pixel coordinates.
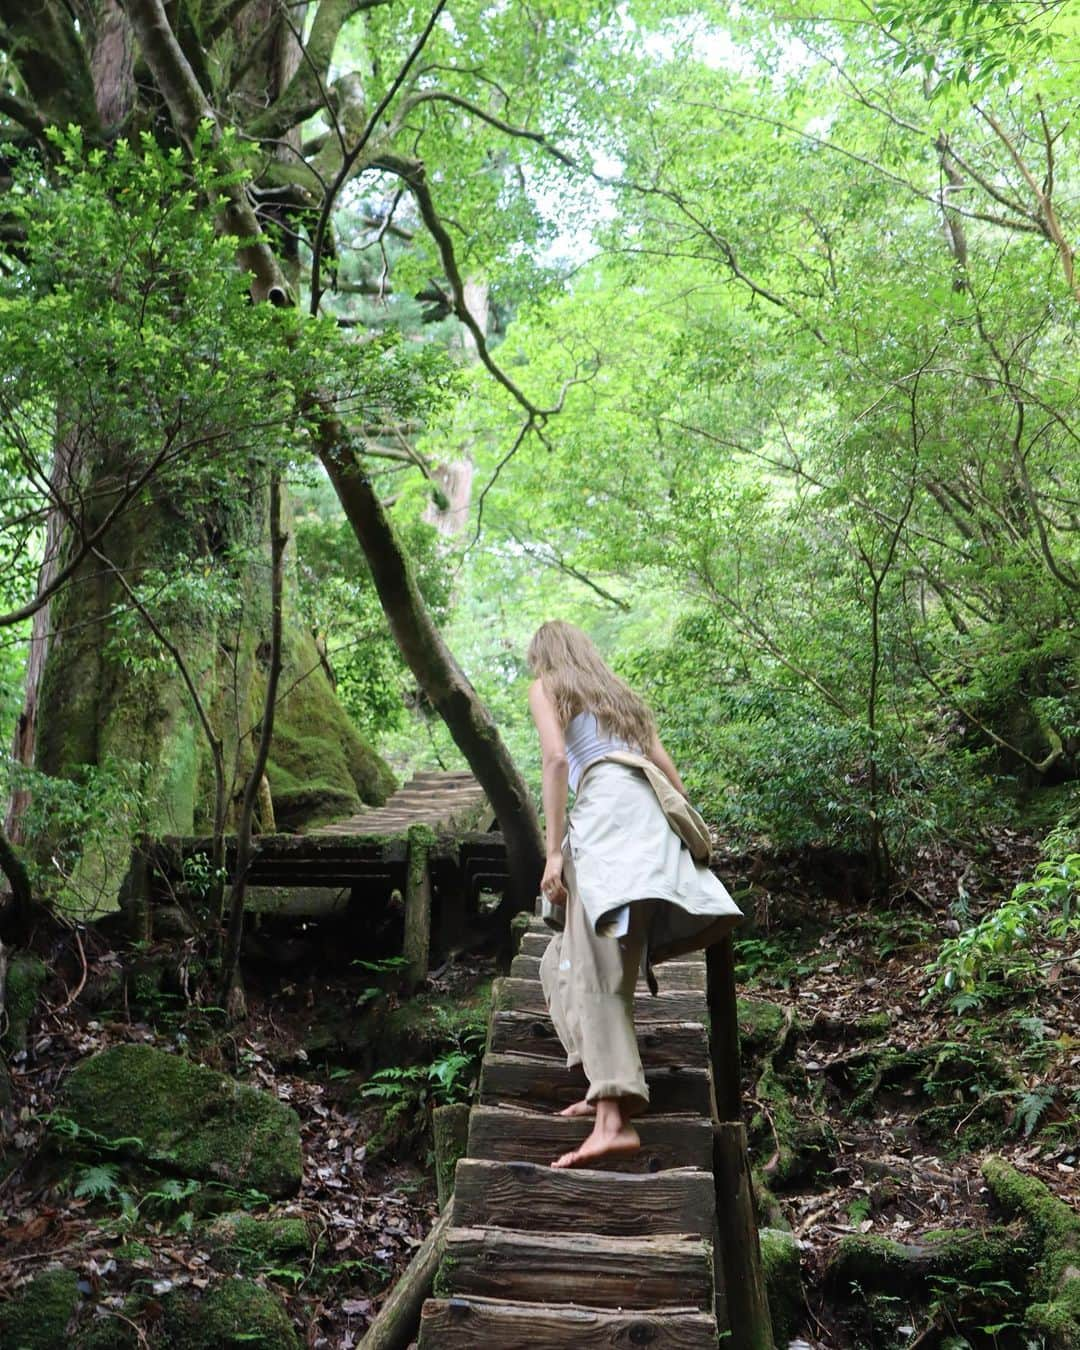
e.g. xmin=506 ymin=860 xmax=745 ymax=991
xmin=319 ymin=426 xmax=544 ymax=911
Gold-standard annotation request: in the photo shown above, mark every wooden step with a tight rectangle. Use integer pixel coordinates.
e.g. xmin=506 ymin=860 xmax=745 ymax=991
xmin=510 ymin=952 xmax=706 ymax=991
xmin=418 ymin=1295 xmax=720 ymax=1348
xmin=479 ymin=1053 xmax=712 ymax=1115
xmin=494 ymin=977 xmax=706 ymax=1024
xmin=451 ymin=1159 xmax=715 ymax=1237
xmin=488 ymin=1012 xmax=709 ymax=1070
xmin=467 ymin=1106 xmax=714 ymax=1173
xmin=436 ymin=1227 xmax=714 ymax=1310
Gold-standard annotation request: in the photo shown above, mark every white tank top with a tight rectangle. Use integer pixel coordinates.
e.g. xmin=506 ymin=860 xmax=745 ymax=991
xmin=564 ymin=710 xmax=635 ymax=792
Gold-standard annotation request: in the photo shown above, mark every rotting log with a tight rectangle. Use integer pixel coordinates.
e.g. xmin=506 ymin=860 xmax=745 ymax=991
xmin=359 ymin=1207 xmax=452 ymax=1350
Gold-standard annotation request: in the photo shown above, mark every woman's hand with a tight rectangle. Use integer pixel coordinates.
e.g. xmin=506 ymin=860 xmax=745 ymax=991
xmin=540 ymin=851 xmax=567 ymax=908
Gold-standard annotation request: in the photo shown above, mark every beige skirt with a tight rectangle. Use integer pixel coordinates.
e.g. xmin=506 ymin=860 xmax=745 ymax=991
xmin=566 ymin=761 xmax=743 ymax=962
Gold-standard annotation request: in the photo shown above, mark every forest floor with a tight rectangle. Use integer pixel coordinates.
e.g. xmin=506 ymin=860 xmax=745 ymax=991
xmin=2 ymin=831 xmax=1078 ymax=1349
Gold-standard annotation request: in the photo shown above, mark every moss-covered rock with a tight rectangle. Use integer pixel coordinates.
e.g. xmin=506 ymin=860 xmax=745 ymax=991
xmin=162 ymin=1277 xmax=300 ymax=1349
xmin=206 ymin=1212 xmax=311 ymax=1271
xmin=61 ymin=1044 xmax=302 ymax=1197
xmin=759 ymin=1227 xmax=804 ymax=1344
xmin=2 ymin=952 xmax=47 ymax=1056
xmin=0 ymin=1268 xmax=80 ymax=1349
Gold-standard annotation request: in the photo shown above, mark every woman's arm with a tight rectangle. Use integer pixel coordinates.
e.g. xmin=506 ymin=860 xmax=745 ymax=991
xmin=528 ymin=678 xmax=569 ymax=904
xmin=646 ymin=733 xmax=689 ymax=798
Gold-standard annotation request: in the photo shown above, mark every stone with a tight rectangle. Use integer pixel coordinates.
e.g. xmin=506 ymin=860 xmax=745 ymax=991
xmin=61 ymin=1044 xmax=301 ymax=1197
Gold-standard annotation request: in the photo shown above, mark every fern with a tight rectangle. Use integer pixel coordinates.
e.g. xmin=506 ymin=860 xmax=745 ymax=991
xmin=73 ymin=1162 xmax=121 ymax=1200
xmin=1017 ymin=1085 xmax=1057 ymax=1138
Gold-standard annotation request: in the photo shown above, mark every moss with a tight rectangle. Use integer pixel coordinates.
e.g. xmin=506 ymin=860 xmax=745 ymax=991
xmin=61 ymin=1044 xmax=301 ymax=1197
xmin=74 ymin=1314 xmax=140 ymax=1349
xmin=266 ymin=628 xmax=394 ymax=828
xmin=162 ymin=1277 xmax=300 ymax=1349
xmin=750 ymin=1060 xmax=835 ymax=1189
xmin=759 ymin=1227 xmax=804 ymax=1344
xmin=432 ymin=1103 xmax=470 ymax=1211
xmin=828 ymin=1227 xmax=1032 ymax=1296
xmin=983 ymin=1156 xmax=1080 ymax=1346
xmin=0 ymin=1268 xmax=80 ymax=1349
xmin=737 ymin=997 xmax=788 ymax=1062
xmin=2 ymin=953 xmax=47 ymax=1056
xmin=270 ymin=786 xmax=357 ymax=831
xmin=206 ymin=1212 xmax=310 ymax=1270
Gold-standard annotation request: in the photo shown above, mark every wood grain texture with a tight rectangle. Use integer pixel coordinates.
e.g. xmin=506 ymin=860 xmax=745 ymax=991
xmin=437 ymin=1227 xmax=714 ymax=1310
xmin=479 ymin=1053 xmax=712 ymax=1115
xmin=487 ymin=1011 xmax=709 ymax=1070
xmin=494 ymin=977 xmax=707 ymax=1024
xmin=510 ymin=952 xmax=707 ymax=991
xmin=418 ymin=1296 xmax=721 ymax=1349
xmin=466 ymin=1106 xmax=714 ymax=1173
xmin=451 ymin=1159 xmax=715 ymax=1237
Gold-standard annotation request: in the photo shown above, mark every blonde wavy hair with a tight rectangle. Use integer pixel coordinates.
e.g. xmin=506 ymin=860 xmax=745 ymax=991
xmin=527 ymin=620 xmax=656 ymax=750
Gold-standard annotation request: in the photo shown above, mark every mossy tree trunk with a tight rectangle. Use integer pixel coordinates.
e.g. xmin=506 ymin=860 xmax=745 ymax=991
xmin=4 ymin=1 xmax=395 ymax=915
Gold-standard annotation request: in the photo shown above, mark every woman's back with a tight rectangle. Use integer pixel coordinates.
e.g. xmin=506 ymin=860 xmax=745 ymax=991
xmin=564 ymin=709 xmax=635 ymax=792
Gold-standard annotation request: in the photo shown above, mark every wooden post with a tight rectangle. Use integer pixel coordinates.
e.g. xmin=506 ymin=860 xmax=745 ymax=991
xmin=404 ymin=824 xmax=435 ymax=991
xmin=432 ymin=1103 xmax=471 ymax=1211
xmin=707 ymin=936 xmax=774 ymax=1350
xmin=706 ymin=935 xmax=742 ymax=1119
xmin=715 ymin=1122 xmax=775 ymax=1350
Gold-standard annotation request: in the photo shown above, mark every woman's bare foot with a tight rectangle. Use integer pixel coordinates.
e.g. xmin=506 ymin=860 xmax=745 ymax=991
xmin=552 ymin=1122 xmax=640 ymax=1168
xmin=558 ymin=1099 xmax=594 ymax=1117
xmin=551 ymin=1097 xmax=640 ymax=1168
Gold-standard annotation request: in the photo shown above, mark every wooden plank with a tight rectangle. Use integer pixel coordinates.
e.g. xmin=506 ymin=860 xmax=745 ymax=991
xmin=451 ymin=1159 xmax=715 ymax=1237
xmin=438 ymin=1227 xmax=713 ymax=1310
xmin=519 ymin=930 xmax=552 ymax=957
xmin=467 ymin=1106 xmax=714 ymax=1173
xmin=494 ymin=978 xmax=706 ymax=1024
xmin=488 ymin=1012 xmax=709 ymax=1071
xmin=479 ymin=1053 xmax=711 ymax=1115
xmin=510 ymin=952 xmax=706 ymax=991
xmin=419 ymin=1297 xmax=720 ymax=1349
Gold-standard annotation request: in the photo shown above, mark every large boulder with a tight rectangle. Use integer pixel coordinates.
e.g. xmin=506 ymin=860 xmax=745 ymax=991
xmin=61 ymin=1044 xmax=301 ymax=1197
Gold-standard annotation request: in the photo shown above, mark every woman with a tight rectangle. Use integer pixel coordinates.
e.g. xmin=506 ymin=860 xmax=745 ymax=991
xmin=527 ymin=620 xmax=743 ymax=1169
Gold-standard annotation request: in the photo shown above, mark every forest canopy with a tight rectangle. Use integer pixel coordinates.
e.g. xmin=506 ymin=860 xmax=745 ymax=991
xmin=0 ymin=0 xmax=1078 ymax=901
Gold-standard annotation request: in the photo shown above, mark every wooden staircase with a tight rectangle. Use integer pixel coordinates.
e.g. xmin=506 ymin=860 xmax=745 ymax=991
xmin=418 ymin=916 xmax=727 ymax=1349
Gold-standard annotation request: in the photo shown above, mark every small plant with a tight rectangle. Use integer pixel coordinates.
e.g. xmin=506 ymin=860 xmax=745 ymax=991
xmin=181 ymin=851 xmax=228 ymax=901
xmin=927 ymin=852 xmax=1080 ymax=1006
